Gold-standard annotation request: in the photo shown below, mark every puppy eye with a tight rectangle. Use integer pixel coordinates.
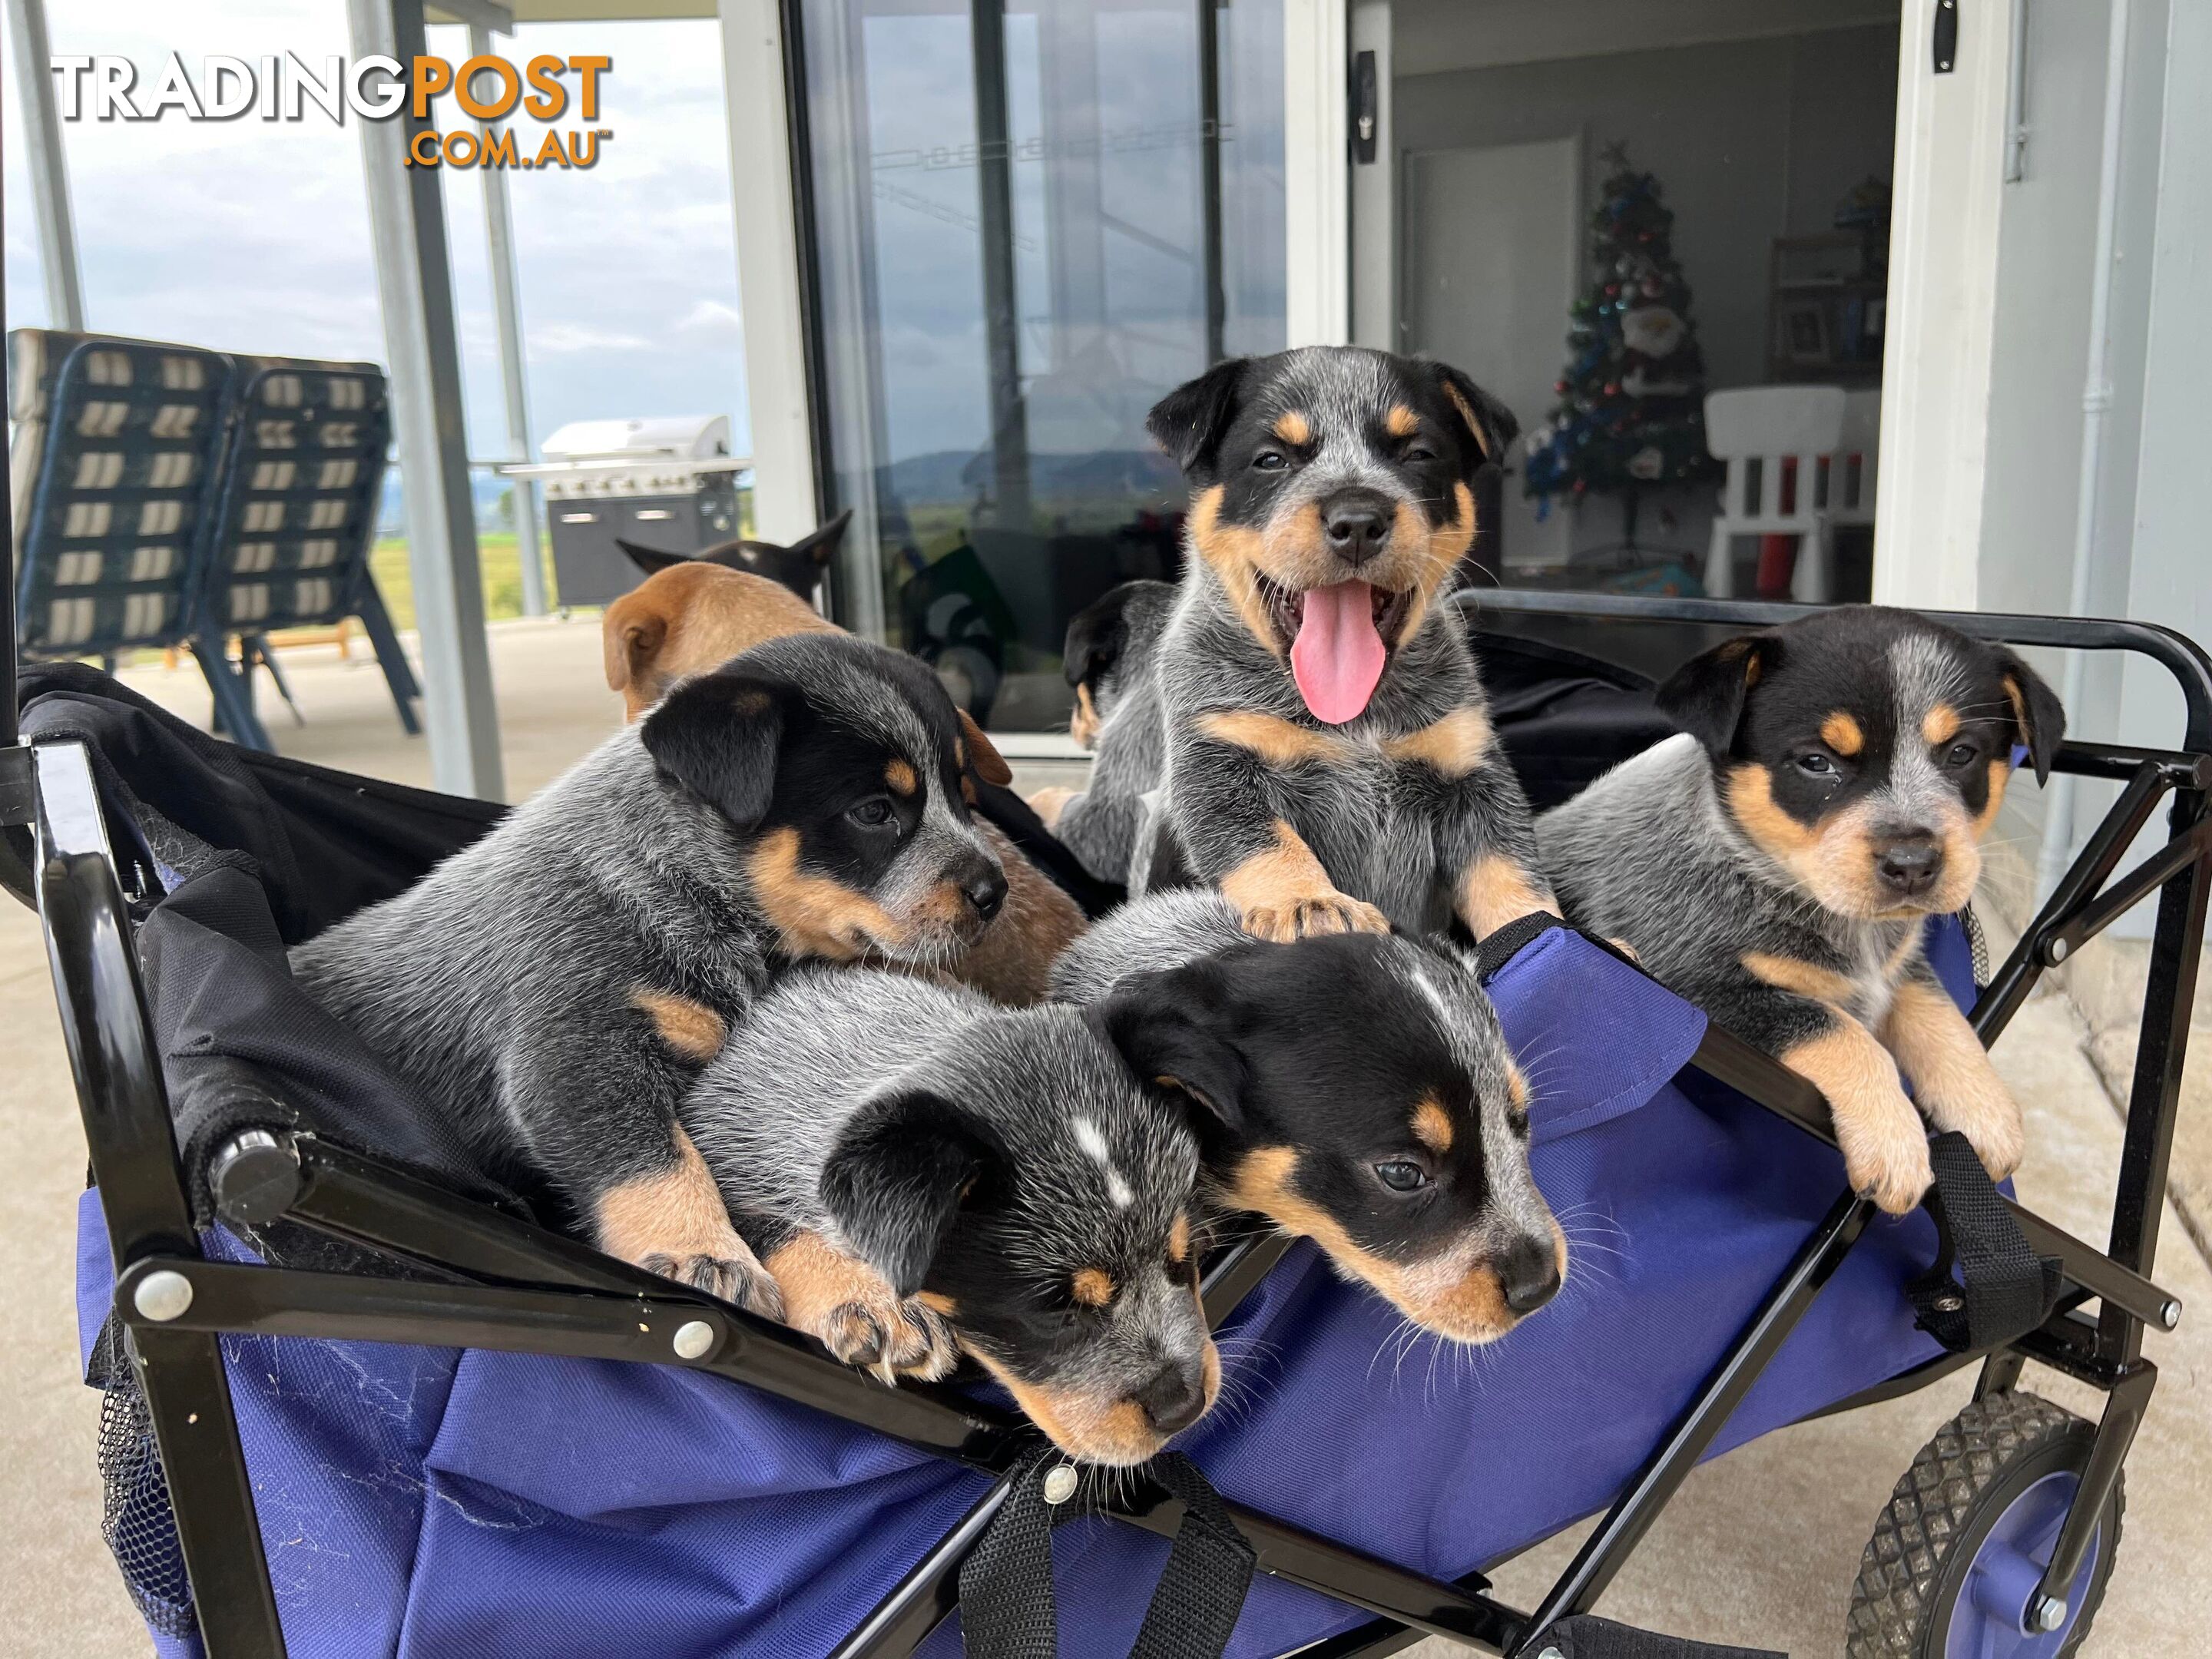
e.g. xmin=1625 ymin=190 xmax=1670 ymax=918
xmin=1373 ymin=1160 xmax=1429 ymax=1193
xmin=1945 ymin=741 xmax=1979 ymax=767
xmin=1252 ymin=449 xmax=1289 ymax=472
xmin=847 ymin=796 xmax=896 ymax=829
xmin=1796 ymin=753 xmax=1836 ymax=777
xmin=1403 ymin=444 xmax=1437 ymax=463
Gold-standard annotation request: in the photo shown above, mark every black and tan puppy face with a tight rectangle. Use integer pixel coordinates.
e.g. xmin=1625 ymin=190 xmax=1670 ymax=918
xmin=640 ymin=633 xmax=1008 ymax=963
xmin=1096 ymin=933 xmax=1562 ymax=1345
xmin=1661 ymin=607 xmax=2065 ymax=920
xmin=1147 ymin=346 xmax=1518 ymax=725
xmin=821 ymin=1020 xmax=1214 ymax=1468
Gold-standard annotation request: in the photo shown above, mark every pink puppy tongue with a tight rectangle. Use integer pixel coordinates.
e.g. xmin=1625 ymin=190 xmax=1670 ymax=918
xmin=1290 ymin=580 xmax=1386 ymax=724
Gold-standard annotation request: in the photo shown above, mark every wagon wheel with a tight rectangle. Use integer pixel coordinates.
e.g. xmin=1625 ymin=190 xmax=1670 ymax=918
xmin=1846 ymin=1391 xmax=2123 ymax=1659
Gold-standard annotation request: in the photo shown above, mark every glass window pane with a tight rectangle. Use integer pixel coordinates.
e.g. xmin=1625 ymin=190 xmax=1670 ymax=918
xmin=797 ymin=0 xmax=1285 ymax=731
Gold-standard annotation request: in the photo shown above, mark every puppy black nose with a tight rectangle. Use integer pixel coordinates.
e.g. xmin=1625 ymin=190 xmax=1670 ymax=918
xmin=1134 ymin=1358 xmax=1207 ymax=1435
xmin=1321 ymin=496 xmax=1391 ymax=566
xmin=1499 ymin=1235 xmax=1561 ymax=1316
xmin=962 ymin=862 xmax=1008 ymax=921
xmin=1876 ymin=839 xmax=1944 ymax=898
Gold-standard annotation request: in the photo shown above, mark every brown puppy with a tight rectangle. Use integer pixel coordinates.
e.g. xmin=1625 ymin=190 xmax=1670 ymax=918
xmin=603 ymin=559 xmax=1085 ymax=1004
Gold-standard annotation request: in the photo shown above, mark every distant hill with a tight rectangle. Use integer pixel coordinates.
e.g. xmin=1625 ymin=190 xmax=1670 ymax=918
xmin=376 ymin=469 xmax=518 ymax=537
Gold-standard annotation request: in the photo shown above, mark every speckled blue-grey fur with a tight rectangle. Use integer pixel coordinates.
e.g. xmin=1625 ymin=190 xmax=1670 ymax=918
xmin=682 ymin=965 xmax=1214 ymax=1462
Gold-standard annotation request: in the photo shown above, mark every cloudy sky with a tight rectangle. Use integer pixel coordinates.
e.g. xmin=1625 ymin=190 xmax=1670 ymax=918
xmin=2 ymin=2 xmax=753 ymax=461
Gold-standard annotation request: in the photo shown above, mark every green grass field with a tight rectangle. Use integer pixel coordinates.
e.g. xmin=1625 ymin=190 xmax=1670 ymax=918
xmin=369 ymin=534 xmax=565 ymax=632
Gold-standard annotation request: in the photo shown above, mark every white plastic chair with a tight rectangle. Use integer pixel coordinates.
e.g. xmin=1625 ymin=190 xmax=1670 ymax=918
xmin=1703 ymin=385 xmax=1847 ymax=601
xmin=1829 ymin=386 xmax=1881 ymax=530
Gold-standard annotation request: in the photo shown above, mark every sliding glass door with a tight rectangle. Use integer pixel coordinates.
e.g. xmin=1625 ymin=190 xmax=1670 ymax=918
xmin=794 ymin=0 xmax=1285 ymax=730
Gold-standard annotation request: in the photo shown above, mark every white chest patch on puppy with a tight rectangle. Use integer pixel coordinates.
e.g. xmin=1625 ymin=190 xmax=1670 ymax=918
xmin=1072 ymin=1114 xmax=1136 ymax=1208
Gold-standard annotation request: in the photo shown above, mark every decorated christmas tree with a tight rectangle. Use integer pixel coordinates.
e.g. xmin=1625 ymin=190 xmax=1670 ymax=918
xmin=1523 ymin=144 xmax=1717 ymax=536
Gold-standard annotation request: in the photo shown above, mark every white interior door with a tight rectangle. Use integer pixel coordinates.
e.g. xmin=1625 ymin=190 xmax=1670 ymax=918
xmin=1402 ymin=137 xmax=1580 ymax=570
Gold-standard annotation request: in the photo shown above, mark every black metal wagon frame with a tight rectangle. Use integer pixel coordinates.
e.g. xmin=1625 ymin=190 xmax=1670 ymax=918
xmin=5 ymin=575 xmax=2205 ymax=1657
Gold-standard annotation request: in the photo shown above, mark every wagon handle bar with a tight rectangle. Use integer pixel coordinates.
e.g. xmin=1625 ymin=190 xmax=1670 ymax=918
xmin=1455 ymin=588 xmax=2212 ymax=758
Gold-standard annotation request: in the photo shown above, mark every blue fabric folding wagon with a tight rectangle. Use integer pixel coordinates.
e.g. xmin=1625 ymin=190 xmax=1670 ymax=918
xmin=9 ymin=589 xmax=2209 ymax=1659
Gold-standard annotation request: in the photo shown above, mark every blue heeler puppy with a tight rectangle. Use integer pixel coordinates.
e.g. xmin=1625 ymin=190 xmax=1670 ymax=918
xmin=292 ymin=633 xmax=1009 ymax=1313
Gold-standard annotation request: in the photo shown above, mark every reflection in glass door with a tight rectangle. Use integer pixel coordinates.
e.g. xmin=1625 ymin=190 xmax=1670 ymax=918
xmin=797 ymin=0 xmax=1285 ymax=730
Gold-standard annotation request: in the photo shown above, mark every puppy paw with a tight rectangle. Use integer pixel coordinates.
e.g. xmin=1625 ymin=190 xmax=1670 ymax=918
xmin=1239 ymin=890 xmax=1389 ymax=942
xmin=1836 ymin=1106 xmax=1936 ymax=1216
xmin=1947 ymin=1094 xmax=2027 ymax=1182
xmin=816 ymin=1292 xmax=957 ymax=1380
xmin=641 ymin=1248 xmax=786 ymax=1321
xmin=1918 ymin=1073 xmax=2027 ymax=1181
xmin=1028 ymin=785 xmax=1078 ymax=829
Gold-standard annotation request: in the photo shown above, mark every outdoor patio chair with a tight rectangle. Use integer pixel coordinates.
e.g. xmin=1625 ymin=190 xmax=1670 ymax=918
xmin=8 ymin=328 xmax=230 ymax=680
xmin=192 ymin=356 xmax=417 ymax=751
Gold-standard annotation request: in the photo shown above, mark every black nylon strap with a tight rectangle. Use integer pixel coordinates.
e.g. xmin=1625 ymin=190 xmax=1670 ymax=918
xmin=1531 ymin=1612 xmax=1784 ymax=1659
xmin=959 ymin=1452 xmax=1061 ymax=1659
xmin=1129 ymin=1454 xmax=1257 ymax=1659
xmin=959 ymin=1451 xmax=1255 ymax=1659
xmin=1472 ymin=912 xmax=1567 ymax=983
xmin=1906 ymin=1131 xmax=2064 ymax=1352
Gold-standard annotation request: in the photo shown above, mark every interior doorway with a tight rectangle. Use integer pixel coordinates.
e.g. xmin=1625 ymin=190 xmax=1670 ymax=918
xmin=1403 ymin=135 xmax=1581 ymax=571
xmin=1359 ymin=1 xmax=1902 ymax=604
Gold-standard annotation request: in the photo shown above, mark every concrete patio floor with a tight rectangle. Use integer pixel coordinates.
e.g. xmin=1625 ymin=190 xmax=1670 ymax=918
xmin=4 ymin=618 xmax=2207 ymax=1655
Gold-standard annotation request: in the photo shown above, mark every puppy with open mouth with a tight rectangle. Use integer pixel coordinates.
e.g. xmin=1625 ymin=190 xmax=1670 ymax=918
xmin=1134 ymin=346 xmax=1558 ymax=943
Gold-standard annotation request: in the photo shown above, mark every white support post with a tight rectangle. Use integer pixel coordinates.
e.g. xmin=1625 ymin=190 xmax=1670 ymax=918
xmin=717 ymin=0 xmax=826 ymax=570
xmin=6 ymin=0 xmax=84 ymax=330
xmin=1347 ymin=0 xmax=1393 ymax=352
xmin=351 ymin=0 xmax=505 ymax=800
xmin=1870 ymin=0 xmax=2015 ymax=611
xmin=1283 ymin=0 xmax=1349 ymax=348
xmin=469 ymin=22 xmax=547 ymax=618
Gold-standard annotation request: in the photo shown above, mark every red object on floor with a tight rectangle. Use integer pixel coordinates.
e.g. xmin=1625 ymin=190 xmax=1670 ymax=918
xmin=1756 ymin=535 xmax=1796 ymax=598
xmin=1754 ymin=458 xmax=1801 ymax=598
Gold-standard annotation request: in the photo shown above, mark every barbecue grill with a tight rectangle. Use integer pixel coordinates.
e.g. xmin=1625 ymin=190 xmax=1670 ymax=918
xmin=503 ymin=415 xmax=751 ymax=608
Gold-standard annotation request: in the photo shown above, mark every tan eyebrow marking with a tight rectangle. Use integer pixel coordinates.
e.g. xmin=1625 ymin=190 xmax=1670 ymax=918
xmin=1820 ymin=713 xmax=1864 ymax=755
xmin=885 ymin=758 xmax=919 ymax=796
xmin=1385 ymin=405 xmax=1419 ymax=438
xmin=1071 ymin=1268 xmax=1114 ymax=1307
xmin=1272 ymin=411 xmax=1312 ymax=446
xmin=1922 ymin=704 xmax=1962 ymax=745
xmin=1167 ymin=1213 xmax=1191 ymax=1265
xmin=1412 ymin=1097 xmax=1454 ymax=1154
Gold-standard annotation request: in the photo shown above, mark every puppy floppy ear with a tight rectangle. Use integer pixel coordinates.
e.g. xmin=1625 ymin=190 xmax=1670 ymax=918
xmin=958 ymin=710 xmax=1014 ymax=787
xmin=820 ymin=1088 xmax=995 ymax=1297
xmin=1063 ymin=593 xmax=1130 ymax=691
xmin=1146 ymin=357 xmax=1249 ymax=475
xmin=1992 ymin=646 xmax=2067 ymax=784
xmin=787 ymin=507 xmax=853 ymax=569
xmin=1091 ymin=959 xmax=1250 ymax=1136
xmin=616 ymin=538 xmax=690 ymax=578
xmin=638 ymin=667 xmax=785 ymax=830
xmin=1429 ymin=361 xmax=1520 ymax=469
xmin=603 ymin=591 xmax=667 ymax=699
xmin=1657 ymin=633 xmax=1774 ymax=762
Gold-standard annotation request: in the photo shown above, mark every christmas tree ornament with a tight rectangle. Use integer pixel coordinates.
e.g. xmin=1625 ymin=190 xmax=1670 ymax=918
xmin=1628 ymin=446 xmax=1665 ymax=481
xmin=1621 ymin=305 xmax=1686 ymax=359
